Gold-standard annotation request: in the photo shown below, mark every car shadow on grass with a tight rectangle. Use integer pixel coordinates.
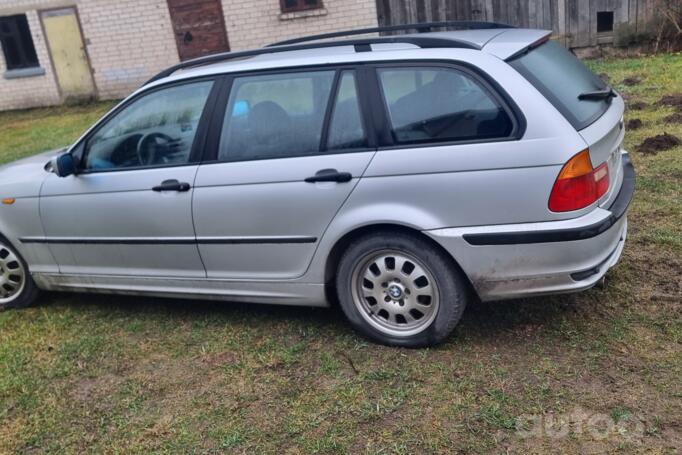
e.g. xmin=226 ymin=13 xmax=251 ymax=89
xmin=35 ymin=287 xmax=595 ymax=346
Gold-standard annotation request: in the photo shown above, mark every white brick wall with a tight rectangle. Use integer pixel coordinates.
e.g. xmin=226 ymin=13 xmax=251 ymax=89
xmin=0 ymin=0 xmax=377 ymax=111
xmin=0 ymin=0 xmax=179 ymax=110
xmin=77 ymin=0 xmax=179 ymax=99
xmin=222 ymin=0 xmax=378 ymax=50
xmin=0 ymin=8 xmax=60 ymax=110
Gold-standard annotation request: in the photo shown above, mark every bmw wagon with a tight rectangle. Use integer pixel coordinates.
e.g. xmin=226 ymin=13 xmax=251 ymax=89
xmin=0 ymin=22 xmax=635 ymax=347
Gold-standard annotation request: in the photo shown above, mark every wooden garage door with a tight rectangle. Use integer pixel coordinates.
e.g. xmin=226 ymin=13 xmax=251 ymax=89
xmin=167 ymin=0 xmax=230 ymax=61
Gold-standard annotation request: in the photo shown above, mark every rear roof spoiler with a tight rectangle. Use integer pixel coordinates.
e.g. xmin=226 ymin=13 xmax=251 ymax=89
xmin=482 ymin=29 xmax=552 ymax=61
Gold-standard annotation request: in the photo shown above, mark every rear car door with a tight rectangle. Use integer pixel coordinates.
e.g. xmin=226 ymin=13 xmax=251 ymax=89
xmin=38 ymin=79 xmax=218 ymax=277
xmin=193 ymin=68 xmax=375 ymax=279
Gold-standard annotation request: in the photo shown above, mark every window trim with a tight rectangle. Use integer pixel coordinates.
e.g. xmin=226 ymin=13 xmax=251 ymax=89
xmin=280 ymin=0 xmax=324 ymax=14
xmin=318 ymin=70 xmax=342 ymax=152
xmin=0 ymin=14 xmax=40 ymax=71
xmin=203 ymin=63 xmax=378 ymax=165
xmin=72 ymin=75 xmax=223 ymax=174
xmin=369 ymin=61 xmax=526 ymax=151
xmin=320 ymin=70 xmax=371 ymax=153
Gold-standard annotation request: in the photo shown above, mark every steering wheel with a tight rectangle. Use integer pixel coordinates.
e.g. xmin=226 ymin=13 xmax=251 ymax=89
xmin=137 ymin=132 xmax=174 ymax=166
xmin=420 ymin=109 xmax=476 ymax=138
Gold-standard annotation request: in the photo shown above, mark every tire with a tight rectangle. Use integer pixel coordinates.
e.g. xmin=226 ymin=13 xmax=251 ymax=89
xmin=0 ymin=238 xmax=40 ymax=311
xmin=335 ymin=231 xmax=468 ymax=347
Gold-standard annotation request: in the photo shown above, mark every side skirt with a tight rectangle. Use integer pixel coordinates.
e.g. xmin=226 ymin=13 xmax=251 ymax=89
xmin=32 ymin=273 xmax=329 ymax=307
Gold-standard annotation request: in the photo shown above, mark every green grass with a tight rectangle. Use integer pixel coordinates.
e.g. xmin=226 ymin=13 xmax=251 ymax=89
xmin=0 ymin=101 xmax=116 ymax=165
xmin=0 ymin=54 xmax=681 ymax=453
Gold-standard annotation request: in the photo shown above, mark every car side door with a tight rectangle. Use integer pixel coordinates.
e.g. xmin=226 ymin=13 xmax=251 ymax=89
xmin=37 ymin=78 xmax=220 ymax=277
xmin=192 ymin=68 xmax=376 ymax=279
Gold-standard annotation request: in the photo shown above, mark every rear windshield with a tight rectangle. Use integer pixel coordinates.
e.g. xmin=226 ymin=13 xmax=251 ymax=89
xmin=509 ymin=41 xmax=609 ymax=130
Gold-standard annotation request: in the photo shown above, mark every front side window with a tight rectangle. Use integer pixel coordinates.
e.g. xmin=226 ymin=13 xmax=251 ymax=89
xmin=378 ymin=67 xmax=514 ymax=145
xmin=84 ymin=81 xmax=213 ymax=171
xmin=219 ymin=71 xmax=334 ymax=162
xmin=0 ymin=15 xmax=39 ymax=70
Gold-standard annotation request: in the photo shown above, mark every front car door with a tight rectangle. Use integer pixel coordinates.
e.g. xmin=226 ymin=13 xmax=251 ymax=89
xmin=193 ymin=68 xmax=376 ymax=279
xmin=37 ymin=78 xmax=218 ymax=277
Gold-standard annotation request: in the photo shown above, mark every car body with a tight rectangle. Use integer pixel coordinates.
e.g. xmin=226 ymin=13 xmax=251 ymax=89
xmin=0 ymin=24 xmax=634 ymax=346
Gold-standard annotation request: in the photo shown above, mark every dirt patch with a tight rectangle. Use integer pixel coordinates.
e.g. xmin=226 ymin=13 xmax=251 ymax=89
xmin=636 ymin=133 xmax=682 ymax=155
xmin=622 ymin=76 xmax=642 ymax=86
xmin=657 ymin=93 xmax=682 ymax=107
xmin=664 ymin=112 xmax=682 ymax=124
xmin=626 ymin=119 xmax=644 ymax=130
xmin=199 ymin=351 xmax=239 ymax=367
xmin=628 ymin=101 xmax=649 ymax=111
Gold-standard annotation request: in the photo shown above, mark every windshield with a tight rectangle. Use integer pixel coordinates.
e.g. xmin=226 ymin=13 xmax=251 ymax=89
xmin=509 ymin=41 xmax=610 ymax=130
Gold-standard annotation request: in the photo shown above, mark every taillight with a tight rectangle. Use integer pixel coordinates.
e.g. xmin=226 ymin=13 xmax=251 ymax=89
xmin=549 ymin=149 xmax=610 ymax=212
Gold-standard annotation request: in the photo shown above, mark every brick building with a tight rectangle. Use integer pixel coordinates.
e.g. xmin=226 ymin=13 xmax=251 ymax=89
xmin=0 ymin=0 xmax=378 ymax=111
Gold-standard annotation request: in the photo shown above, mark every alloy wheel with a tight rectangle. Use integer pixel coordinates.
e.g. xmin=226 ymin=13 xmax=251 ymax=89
xmin=0 ymin=243 xmax=26 ymax=305
xmin=351 ymin=249 xmax=439 ymax=337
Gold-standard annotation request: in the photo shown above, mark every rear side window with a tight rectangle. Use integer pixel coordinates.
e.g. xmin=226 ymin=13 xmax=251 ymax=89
xmin=377 ymin=67 xmax=514 ymax=145
xmin=509 ymin=41 xmax=609 ymax=130
xmin=218 ymin=71 xmax=334 ymax=161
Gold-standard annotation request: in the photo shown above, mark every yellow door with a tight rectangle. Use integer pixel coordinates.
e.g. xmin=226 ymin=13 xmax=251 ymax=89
xmin=41 ymin=8 xmax=95 ymax=101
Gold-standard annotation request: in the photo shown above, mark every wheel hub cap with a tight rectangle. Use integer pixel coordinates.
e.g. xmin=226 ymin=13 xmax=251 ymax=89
xmin=387 ymin=284 xmax=403 ymax=300
xmin=351 ymin=250 xmax=440 ymax=337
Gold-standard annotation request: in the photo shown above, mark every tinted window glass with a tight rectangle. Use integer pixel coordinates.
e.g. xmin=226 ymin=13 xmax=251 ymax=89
xmin=509 ymin=41 xmax=608 ymax=130
xmin=219 ymin=71 xmax=334 ymax=161
xmin=327 ymin=71 xmax=367 ymax=151
xmin=84 ymin=81 xmax=213 ymax=171
xmin=378 ymin=67 xmax=513 ymax=144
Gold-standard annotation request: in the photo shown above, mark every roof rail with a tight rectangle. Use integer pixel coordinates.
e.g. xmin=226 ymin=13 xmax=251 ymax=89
xmin=267 ymin=21 xmax=515 ymax=47
xmin=144 ymin=35 xmax=480 ymax=85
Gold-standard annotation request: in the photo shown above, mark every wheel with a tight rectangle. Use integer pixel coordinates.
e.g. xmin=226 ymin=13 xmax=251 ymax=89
xmin=335 ymin=232 xmax=468 ymax=347
xmin=0 ymin=238 xmax=40 ymax=311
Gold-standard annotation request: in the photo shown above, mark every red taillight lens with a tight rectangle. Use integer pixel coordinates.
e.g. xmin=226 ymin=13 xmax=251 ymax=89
xmin=549 ymin=149 xmax=610 ymax=212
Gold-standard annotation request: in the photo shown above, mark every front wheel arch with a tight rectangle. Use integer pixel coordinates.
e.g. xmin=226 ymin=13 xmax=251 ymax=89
xmin=0 ymin=231 xmax=40 ymax=310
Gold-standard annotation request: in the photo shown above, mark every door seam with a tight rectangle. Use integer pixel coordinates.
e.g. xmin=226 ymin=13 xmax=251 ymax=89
xmin=299 ymin=149 xmax=379 ymax=278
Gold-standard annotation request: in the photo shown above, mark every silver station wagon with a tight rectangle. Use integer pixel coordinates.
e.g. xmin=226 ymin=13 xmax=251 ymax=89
xmin=0 ymin=22 xmax=635 ymax=347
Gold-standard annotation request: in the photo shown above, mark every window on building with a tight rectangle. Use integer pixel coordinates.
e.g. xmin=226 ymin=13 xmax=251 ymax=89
xmin=280 ymin=0 xmax=323 ymax=14
xmin=597 ymin=11 xmax=614 ymax=33
xmin=0 ymin=14 xmax=39 ymax=70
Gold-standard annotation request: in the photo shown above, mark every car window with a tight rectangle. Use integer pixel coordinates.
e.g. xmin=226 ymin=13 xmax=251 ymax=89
xmin=326 ymin=71 xmax=367 ymax=151
xmin=378 ymin=67 xmax=514 ymax=145
xmin=218 ymin=71 xmax=334 ymax=161
xmin=83 ymin=81 xmax=213 ymax=171
xmin=509 ymin=40 xmax=609 ymax=130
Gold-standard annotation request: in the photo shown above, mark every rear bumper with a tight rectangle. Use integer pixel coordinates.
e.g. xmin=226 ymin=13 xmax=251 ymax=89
xmin=426 ymin=153 xmax=635 ymax=301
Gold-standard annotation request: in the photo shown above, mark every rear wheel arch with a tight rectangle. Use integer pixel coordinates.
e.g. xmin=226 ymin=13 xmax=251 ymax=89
xmin=324 ymin=223 xmax=476 ymax=299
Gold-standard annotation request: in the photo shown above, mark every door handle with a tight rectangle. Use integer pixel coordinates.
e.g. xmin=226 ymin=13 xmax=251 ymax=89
xmin=304 ymin=169 xmax=353 ymax=183
xmin=152 ymin=179 xmax=191 ymax=192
